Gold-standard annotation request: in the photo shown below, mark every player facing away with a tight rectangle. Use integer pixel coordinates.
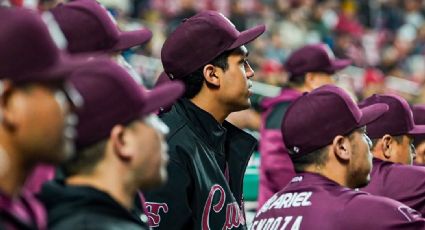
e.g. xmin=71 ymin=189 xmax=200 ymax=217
xmin=38 ymin=60 xmax=184 ymax=230
xmin=143 ymin=10 xmax=265 ymax=229
xmin=358 ymin=94 xmax=425 ymax=216
xmin=252 ymin=85 xmax=425 ymax=230
xmin=258 ymin=43 xmax=351 ymax=207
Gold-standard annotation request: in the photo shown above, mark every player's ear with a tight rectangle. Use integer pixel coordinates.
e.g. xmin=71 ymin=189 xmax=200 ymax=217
xmin=203 ymin=64 xmax=220 ymax=87
xmin=110 ymin=124 xmax=132 ymax=162
xmin=382 ymin=134 xmax=393 ymax=159
xmin=332 ymin=135 xmax=351 ymax=161
xmin=0 ymin=80 xmax=19 ymax=131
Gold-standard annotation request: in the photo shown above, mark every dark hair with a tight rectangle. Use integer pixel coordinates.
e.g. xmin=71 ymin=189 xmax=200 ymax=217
xmin=63 ymin=121 xmax=140 ymax=176
xmin=63 ymin=139 xmax=107 ymax=176
xmin=286 ymin=74 xmax=306 ymax=88
xmin=291 ymin=128 xmax=361 ymax=173
xmin=181 ymin=46 xmax=246 ymax=98
xmin=291 ymin=146 xmax=329 ymax=173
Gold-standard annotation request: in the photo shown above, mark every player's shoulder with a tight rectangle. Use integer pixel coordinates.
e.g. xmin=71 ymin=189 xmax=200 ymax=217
xmin=343 ymin=191 xmax=422 ymax=221
xmin=379 ymin=160 xmax=425 ymax=180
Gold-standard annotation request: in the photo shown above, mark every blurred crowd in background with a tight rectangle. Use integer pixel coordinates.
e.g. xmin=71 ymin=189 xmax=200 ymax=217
xmin=52 ymin=0 xmax=425 ymax=105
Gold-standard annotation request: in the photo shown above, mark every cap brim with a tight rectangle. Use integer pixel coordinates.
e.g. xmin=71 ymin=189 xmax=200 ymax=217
xmin=141 ymin=81 xmax=185 ymax=115
xmin=358 ymin=103 xmax=389 ymax=127
xmin=330 ymin=59 xmax=352 ymax=72
xmin=112 ymin=29 xmax=153 ymax=52
xmin=154 ymin=71 xmax=172 ymax=87
xmin=13 ymin=51 xmax=102 ymax=84
xmin=228 ymin=24 xmax=266 ymax=50
xmin=408 ymin=124 xmax=425 ymax=135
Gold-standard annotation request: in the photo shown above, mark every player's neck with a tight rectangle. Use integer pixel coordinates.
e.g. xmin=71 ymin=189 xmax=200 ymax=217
xmin=66 ymin=166 xmax=135 ymax=210
xmin=0 ymin=140 xmax=32 ymax=197
xmin=304 ymin=163 xmax=349 ymax=187
xmin=190 ymin=95 xmax=229 ymax=124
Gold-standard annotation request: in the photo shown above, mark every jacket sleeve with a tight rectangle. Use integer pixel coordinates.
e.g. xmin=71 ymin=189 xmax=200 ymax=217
xmin=144 ymin=150 xmax=193 ymax=230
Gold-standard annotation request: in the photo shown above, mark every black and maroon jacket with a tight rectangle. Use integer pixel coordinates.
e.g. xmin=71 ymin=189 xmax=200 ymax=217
xmin=144 ymin=99 xmax=257 ymax=230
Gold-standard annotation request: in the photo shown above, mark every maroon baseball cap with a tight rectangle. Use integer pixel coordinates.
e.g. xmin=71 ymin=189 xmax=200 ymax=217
xmin=0 ymin=7 xmax=88 ymax=83
xmin=358 ymin=94 xmax=425 ymax=139
xmin=282 ymin=85 xmax=388 ymax=157
xmin=412 ymin=105 xmax=425 ymax=146
xmin=161 ymin=10 xmax=265 ymax=80
xmin=71 ymin=60 xmax=184 ymax=149
xmin=50 ymin=0 xmax=152 ymax=54
xmin=285 ymin=43 xmax=351 ymax=78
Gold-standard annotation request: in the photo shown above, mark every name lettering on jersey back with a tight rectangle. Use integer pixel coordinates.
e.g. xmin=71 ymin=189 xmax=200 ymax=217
xmin=256 ymin=192 xmax=312 ymax=217
xmin=251 ymin=216 xmax=303 ymax=230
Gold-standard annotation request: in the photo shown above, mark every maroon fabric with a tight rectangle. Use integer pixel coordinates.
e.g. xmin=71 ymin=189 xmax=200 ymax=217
xmin=258 ymin=88 xmax=301 ymax=207
xmin=24 ymin=164 xmax=55 ymax=194
xmin=362 ymin=158 xmax=425 ymax=216
xmin=161 ymin=10 xmax=265 ymax=80
xmin=50 ymin=0 xmax=152 ymax=54
xmin=285 ymin=43 xmax=351 ymax=78
xmin=0 ymin=190 xmax=47 ymax=230
xmin=0 ymin=7 xmax=88 ymax=83
xmin=253 ymin=173 xmax=425 ymax=230
xmin=412 ymin=105 xmax=425 ymax=146
xmin=281 ymin=85 xmax=388 ymax=157
xmin=70 ymin=59 xmax=184 ymax=149
xmin=358 ymin=94 xmax=425 ymax=139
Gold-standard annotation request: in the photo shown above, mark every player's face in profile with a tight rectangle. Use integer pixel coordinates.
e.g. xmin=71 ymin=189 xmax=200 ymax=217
xmin=127 ymin=115 xmax=169 ymax=189
xmin=391 ymin=135 xmax=415 ymax=165
xmin=217 ymin=46 xmax=254 ymax=112
xmin=13 ymin=82 xmax=77 ymax=164
xmin=309 ymin=72 xmax=336 ymax=90
xmin=415 ymin=141 xmax=425 ymax=165
xmin=347 ymin=128 xmax=373 ymax=188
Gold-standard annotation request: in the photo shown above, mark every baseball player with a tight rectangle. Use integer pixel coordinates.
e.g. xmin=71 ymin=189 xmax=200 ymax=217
xmin=143 ymin=11 xmax=265 ymax=229
xmin=49 ymin=0 xmax=152 ymax=85
xmin=358 ymin=94 xmax=425 ymax=215
xmin=38 ymin=59 xmax=184 ymax=230
xmin=25 ymin=0 xmax=153 ymax=195
xmin=0 ymin=7 xmax=83 ymax=230
xmin=412 ymin=105 xmax=425 ymax=165
xmin=252 ymin=85 xmax=425 ymax=229
xmin=258 ymin=43 xmax=351 ymax=207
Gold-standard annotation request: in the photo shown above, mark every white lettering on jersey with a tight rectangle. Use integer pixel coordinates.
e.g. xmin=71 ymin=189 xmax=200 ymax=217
xmin=251 ymin=216 xmax=303 ymax=230
xmin=269 ymin=192 xmax=312 ymax=210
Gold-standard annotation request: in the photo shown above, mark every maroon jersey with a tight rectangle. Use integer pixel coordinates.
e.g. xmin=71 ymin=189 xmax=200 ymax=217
xmin=252 ymin=173 xmax=425 ymax=230
xmin=362 ymin=158 xmax=425 ymax=215
xmin=0 ymin=189 xmax=46 ymax=230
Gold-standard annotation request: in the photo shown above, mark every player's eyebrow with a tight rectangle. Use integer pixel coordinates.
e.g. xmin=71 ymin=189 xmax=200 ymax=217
xmin=238 ymin=57 xmax=248 ymax=64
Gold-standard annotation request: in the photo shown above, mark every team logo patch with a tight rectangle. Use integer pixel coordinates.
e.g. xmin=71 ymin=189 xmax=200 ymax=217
xmin=145 ymin=202 xmax=169 ymax=227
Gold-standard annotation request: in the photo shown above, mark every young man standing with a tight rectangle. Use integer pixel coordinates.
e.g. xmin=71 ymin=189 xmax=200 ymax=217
xmin=38 ymin=60 xmax=183 ymax=230
xmin=253 ymin=85 xmax=425 ymax=229
xmin=358 ymin=94 xmax=425 ymax=215
xmin=258 ymin=44 xmax=351 ymax=207
xmin=144 ymin=11 xmax=265 ymax=229
xmin=0 ymin=7 xmax=83 ymax=230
